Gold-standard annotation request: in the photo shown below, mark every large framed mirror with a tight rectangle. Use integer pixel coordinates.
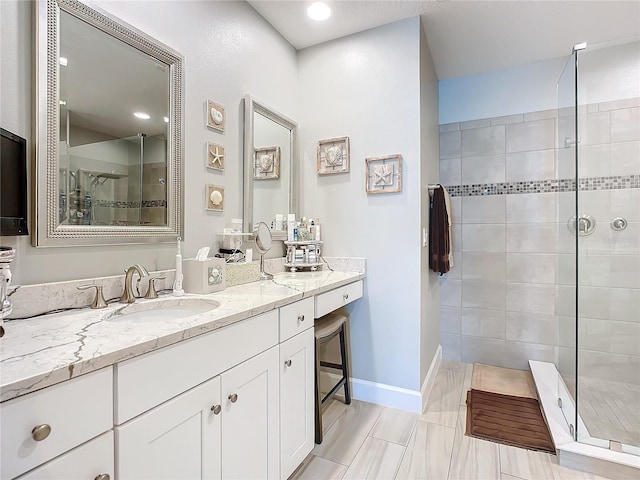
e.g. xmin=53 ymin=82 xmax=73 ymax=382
xmin=34 ymin=0 xmax=184 ymax=247
xmin=243 ymin=95 xmax=298 ymax=238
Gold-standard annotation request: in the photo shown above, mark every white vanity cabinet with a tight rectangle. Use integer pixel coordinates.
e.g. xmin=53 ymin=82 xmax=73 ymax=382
xmin=278 ymin=297 xmax=315 ymax=479
xmin=221 ymin=346 xmax=280 ymax=479
xmin=16 ymin=432 xmax=114 ymax=480
xmin=0 ymin=367 xmax=113 ymax=480
xmin=116 ymin=376 xmax=222 ymax=480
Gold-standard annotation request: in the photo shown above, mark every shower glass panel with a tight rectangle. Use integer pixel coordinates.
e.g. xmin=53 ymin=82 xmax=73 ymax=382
xmin=556 ymin=49 xmax=579 ymax=438
xmin=575 ymin=37 xmax=640 ymax=455
xmin=63 ymin=133 xmax=167 ymax=226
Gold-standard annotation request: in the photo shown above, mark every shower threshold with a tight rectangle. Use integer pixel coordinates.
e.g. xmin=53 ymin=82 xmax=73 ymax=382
xmin=529 ymin=361 xmax=640 ymax=480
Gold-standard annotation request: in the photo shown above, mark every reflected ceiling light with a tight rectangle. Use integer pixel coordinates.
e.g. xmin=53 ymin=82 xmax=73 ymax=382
xmin=163 ymin=116 xmax=169 ymax=123
xmin=134 ymin=112 xmax=150 ymax=120
xmin=59 ymin=57 xmax=68 ymax=66
xmin=59 ymin=100 xmax=67 ymax=106
xmin=307 ymin=2 xmax=331 ymax=21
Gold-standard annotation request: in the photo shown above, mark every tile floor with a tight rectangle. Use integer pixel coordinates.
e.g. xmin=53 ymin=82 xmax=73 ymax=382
xmin=290 ymin=361 xmax=613 ymax=480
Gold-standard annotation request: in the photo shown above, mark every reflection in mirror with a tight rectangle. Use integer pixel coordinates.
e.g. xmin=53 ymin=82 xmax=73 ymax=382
xmin=243 ymin=95 xmax=298 ymax=238
xmin=35 ymin=0 xmax=184 ymax=246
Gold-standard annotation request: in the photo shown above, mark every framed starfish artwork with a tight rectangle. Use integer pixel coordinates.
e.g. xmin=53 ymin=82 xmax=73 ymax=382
xmin=365 ymin=154 xmax=403 ymax=194
xmin=207 ymin=142 xmax=225 ymax=172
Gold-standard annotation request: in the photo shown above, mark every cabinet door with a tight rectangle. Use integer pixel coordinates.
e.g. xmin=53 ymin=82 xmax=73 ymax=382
xmin=279 ymin=328 xmax=315 ymax=480
xmin=221 ymin=347 xmax=279 ymax=480
xmin=116 ymin=376 xmax=221 ymax=480
xmin=17 ymin=431 xmax=113 ymax=480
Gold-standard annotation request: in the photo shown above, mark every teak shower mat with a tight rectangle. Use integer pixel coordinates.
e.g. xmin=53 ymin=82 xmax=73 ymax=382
xmin=466 ymin=389 xmax=555 ymax=453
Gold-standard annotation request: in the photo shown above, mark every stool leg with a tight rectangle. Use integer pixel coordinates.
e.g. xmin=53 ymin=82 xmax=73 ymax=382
xmin=339 ymin=327 xmax=351 ymax=405
xmin=314 ymin=338 xmax=323 ymax=444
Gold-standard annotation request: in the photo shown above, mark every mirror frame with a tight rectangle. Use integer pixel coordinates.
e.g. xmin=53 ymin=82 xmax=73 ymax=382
xmin=243 ymin=94 xmax=298 ymax=239
xmin=33 ymin=0 xmax=184 ymax=247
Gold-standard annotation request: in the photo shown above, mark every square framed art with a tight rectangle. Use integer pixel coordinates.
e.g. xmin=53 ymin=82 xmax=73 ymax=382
xmin=253 ymin=146 xmax=281 ymax=180
xmin=206 ymin=100 xmax=225 ymax=132
xmin=365 ymin=154 xmax=403 ymax=194
xmin=207 ymin=142 xmax=225 ymax=171
xmin=317 ymin=136 xmax=349 ymax=175
xmin=205 ymin=184 xmax=224 ymax=211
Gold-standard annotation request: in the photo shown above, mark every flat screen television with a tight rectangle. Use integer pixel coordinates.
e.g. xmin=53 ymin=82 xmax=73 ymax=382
xmin=1 ymin=128 xmax=29 ymax=236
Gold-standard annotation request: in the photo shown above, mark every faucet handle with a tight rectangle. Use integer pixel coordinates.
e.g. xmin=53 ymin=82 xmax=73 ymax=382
xmin=77 ymin=284 xmax=108 ymax=309
xmin=144 ymin=276 xmax=166 ymax=299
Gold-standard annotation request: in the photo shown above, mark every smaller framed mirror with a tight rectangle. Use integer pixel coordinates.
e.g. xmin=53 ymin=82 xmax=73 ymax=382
xmin=243 ymin=95 xmax=298 ymax=238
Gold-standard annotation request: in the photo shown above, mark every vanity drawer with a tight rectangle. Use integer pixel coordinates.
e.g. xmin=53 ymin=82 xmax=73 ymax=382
xmin=314 ymin=280 xmax=363 ymax=318
xmin=115 ymin=310 xmax=278 ymax=424
xmin=0 ymin=367 xmax=113 ymax=480
xmin=279 ymin=298 xmax=314 ymax=342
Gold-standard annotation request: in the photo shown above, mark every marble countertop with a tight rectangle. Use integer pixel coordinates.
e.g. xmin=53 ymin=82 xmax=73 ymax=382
xmin=0 ymin=270 xmax=364 ymax=403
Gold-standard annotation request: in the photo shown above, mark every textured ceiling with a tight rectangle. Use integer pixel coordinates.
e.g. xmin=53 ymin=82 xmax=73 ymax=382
xmin=247 ymin=0 xmax=640 ymax=79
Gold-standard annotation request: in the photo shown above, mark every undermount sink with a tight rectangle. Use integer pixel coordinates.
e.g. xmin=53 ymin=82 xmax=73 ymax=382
xmin=106 ymin=298 xmax=221 ymax=322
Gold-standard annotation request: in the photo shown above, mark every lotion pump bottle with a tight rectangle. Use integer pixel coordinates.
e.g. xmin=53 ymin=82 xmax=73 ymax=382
xmin=287 ymin=214 xmax=296 ymax=241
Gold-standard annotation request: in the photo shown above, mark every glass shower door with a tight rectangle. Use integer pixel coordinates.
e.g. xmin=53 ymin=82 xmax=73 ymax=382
xmin=575 ymin=38 xmax=640 ymax=455
xmin=556 ymin=49 xmax=579 ymax=438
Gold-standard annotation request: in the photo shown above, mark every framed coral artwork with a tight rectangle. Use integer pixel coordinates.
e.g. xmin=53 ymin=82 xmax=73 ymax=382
xmin=317 ymin=136 xmax=349 ymax=175
xmin=206 ymin=100 xmax=225 ymax=132
xmin=253 ymin=146 xmax=280 ymax=180
xmin=365 ymin=154 xmax=402 ymax=194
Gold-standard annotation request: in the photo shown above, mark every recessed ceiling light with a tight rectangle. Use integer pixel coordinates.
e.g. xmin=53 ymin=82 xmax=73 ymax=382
xmin=59 ymin=57 xmax=68 ymax=66
xmin=163 ymin=116 xmax=169 ymax=123
xmin=307 ymin=2 xmax=331 ymax=21
xmin=134 ymin=112 xmax=150 ymax=120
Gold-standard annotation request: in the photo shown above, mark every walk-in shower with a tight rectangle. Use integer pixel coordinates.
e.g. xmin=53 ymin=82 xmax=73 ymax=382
xmin=541 ymin=35 xmax=640 ymax=476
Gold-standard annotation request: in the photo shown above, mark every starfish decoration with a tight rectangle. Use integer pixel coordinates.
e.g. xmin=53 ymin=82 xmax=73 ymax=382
xmin=209 ymin=145 xmax=224 ymax=169
xmin=373 ymin=164 xmax=394 ymax=186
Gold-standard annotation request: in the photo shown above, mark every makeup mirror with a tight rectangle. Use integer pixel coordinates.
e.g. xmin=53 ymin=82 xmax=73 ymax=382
xmin=253 ymin=222 xmax=273 ymax=280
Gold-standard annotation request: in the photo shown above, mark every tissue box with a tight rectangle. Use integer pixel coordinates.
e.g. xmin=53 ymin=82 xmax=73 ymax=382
xmin=183 ymin=257 xmax=226 ymax=294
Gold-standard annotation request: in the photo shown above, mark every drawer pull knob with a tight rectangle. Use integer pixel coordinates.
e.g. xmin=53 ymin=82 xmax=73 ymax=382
xmin=298 ymin=314 xmax=305 ymax=322
xmin=95 ymin=475 xmax=110 ymax=480
xmin=31 ymin=424 xmax=51 ymax=441
xmin=343 ymin=293 xmax=349 ymax=301
xmin=211 ymin=404 xmax=222 ymax=415
xmin=228 ymin=393 xmax=238 ymax=403
xmin=285 ymin=359 xmax=292 ymax=367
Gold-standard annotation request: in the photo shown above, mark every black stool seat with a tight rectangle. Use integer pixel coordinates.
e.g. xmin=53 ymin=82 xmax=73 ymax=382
xmin=314 ymin=311 xmax=351 ymax=444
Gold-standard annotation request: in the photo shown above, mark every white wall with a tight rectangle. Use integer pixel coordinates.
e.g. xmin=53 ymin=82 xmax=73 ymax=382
xmin=299 ymin=18 xmax=425 ymax=393
xmin=439 ymin=56 xmax=568 ymax=124
xmin=0 ymin=0 xmax=297 ymax=285
xmin=418 ymin=25 xmax=441 ymax=386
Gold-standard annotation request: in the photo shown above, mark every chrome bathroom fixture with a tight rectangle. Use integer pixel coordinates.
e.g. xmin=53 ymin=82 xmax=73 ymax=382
xmin=567 ymin=214 xmax=596 ymax=236
xmin=0 ymin=246 xmax=16 ymax=337
xmin=120 ymin=264 xmax=150 ymax=303
xmin=610 ymin=217 xmax=628 ymax=231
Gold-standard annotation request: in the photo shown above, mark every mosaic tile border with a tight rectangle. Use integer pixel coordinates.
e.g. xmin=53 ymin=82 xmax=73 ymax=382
xmin=445 ymin=174 xmax=640 ymax=197
xmin=94 ymin=199 xmax=168 ymax=208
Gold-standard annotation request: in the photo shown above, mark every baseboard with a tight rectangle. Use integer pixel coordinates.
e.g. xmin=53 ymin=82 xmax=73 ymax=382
xmin=318 ymin=345 xmax=442 ymax=414
xmin=421 ymin=344 xmax=442 ymax=413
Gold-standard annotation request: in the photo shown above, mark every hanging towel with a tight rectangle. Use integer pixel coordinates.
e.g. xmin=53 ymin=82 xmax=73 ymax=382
xmin=443 ymin=186 xmax=454 ymax=269
xmin=429 ymin=185 xmax=451 ymax=275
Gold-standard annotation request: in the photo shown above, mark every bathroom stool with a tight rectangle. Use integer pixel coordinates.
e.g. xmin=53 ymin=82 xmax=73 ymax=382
xmin=314 ymin=311 xmax=351 ymax=444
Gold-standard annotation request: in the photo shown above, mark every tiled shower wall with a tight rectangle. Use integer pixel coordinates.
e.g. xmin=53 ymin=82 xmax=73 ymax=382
xmin=438 ymin=98 xmax=640 ymax=384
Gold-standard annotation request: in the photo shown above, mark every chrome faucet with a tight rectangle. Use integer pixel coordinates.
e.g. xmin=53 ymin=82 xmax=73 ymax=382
xmin=120 ymin=264 xmax=150 ymax=304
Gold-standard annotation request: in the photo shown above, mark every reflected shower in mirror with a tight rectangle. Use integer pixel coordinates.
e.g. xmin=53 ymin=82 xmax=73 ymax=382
xmin=243 ymin=95 xmax=298 ymax=237
xmin=35 ymin=0 xmax=184 ymax=246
